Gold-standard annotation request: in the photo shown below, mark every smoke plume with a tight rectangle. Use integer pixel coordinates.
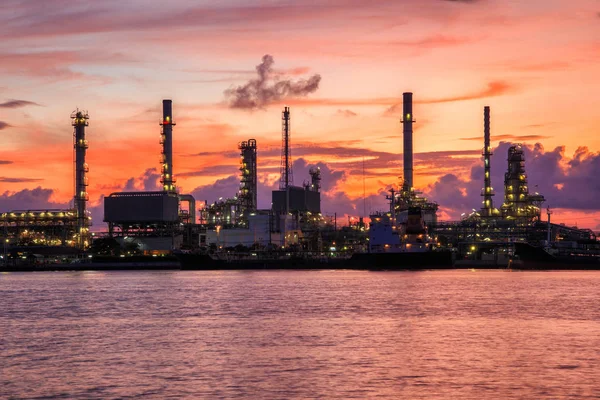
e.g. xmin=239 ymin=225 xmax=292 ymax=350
xmin=224 ymin=54 xmax=321 ymax=110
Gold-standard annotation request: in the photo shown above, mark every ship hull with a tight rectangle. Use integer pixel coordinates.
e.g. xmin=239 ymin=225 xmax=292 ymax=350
xmin=513 ymin=243 xmax=600 ymax=270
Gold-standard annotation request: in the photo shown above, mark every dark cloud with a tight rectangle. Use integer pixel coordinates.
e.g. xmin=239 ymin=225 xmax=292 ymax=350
xmin=0 ymin=160 xmax=13 ymax=165
xmin=0 ymin=121 xmax=11 ymax=130
xmin=424 ymin=142 xmax=600 ymax=219
xmin=336 ymin=109 xmax=358 ymax=117
xmin=0 ymin=187 xmax=69 ymax=211
xmin=121 ymin=168 xmax=162 ymax=192
xmin=0 ymin=99 xmax=40 ymax=108
xmin=186 ymin=142 xmax=480 ymax=184
xmin=0 ymin=177 xmax=43 ymax=183
xmin=178 ymin=165 xmax=239 ymax=178
xmin=224 ymin=54 xmax=321 ymax=110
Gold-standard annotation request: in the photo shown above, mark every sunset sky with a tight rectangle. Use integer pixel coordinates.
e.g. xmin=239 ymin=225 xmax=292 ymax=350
xmin=1 ymin=0 xmax=599 ymax=228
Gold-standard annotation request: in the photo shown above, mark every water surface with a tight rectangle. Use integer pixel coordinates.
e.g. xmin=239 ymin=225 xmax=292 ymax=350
xmin=2 ymin=270 xmax=599 ymax=399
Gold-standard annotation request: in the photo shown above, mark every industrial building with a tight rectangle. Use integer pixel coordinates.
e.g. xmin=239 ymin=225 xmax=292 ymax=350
xmin=201 ymin=138 xmax=258 ymax=228
xmin=103 ymin=100 xmax=197 ymax=253
xmin=1 ymin=109 xmax=91 ymax=262
xmin=271 ymin=107 xmax=321 ymax=215
xmin=431 ymin=106 xmax=595 ymax=263
xmin=368 ymin=92 xmax=439 ymax=252
xmin=198 ymin=106 xmax=326 ymax=250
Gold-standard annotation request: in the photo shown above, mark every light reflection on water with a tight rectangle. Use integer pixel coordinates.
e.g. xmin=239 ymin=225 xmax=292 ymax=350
xmin=1 ymin=270 xmax=599 ymax=399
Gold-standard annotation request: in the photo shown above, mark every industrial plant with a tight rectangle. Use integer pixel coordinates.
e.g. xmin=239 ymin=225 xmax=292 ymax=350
xmin=1 ymin=91 xmax=598 ymax=268
xmin=1 ymin=110 xmax=91 ymax=258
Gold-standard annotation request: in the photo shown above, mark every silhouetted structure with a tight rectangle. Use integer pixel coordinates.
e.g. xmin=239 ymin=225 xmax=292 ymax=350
xmin=481 ymin=106 xmax=498 ymax=217
xmin=279 ymin=106 xmax=292 ymax=190
xmin=160 ymin=99 xmax=176 ymax=192
xmin=401 ymin=92 xmax=414 ymax=191
xmin=72 ymin=109 xmax=90 ymax=249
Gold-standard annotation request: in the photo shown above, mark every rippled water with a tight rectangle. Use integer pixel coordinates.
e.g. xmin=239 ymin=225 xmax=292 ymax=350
xmin=1 ymin=270 xmax=599 ymax=399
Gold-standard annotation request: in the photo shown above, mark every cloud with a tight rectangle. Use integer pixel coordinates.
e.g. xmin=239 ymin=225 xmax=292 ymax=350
xmin=336 ymin=109 xmax=358 ymax=117
xmin=224 ymin=54 xmax=321 ymax=110
xmin=420 ymin=81 xmax=514 ymax=104
xmin=178 ymin=164 xmax=239 ymax=178
xmin=0 ymin=160 xmax=13 ymax=165
xmin=0 ymin=99 xmax=40 ymax=108
xmin=0 ymin=187 xmax=69 ymax=211
xmin=381 ymin=35 xmax=473 ymax=49
xmin=460 ymin=134 xmax=551 ymax=141
xmin=0 ymin=121 xmax=10 ymax=130
xmin=0 ymin=177 xmax=43 ymax=183
xmin=424 ymin=142 xmax=600 ymax=219
xmin=121 ymin=168 xmax=162 ymax=192
xmin=282 ymin=80 xmax=514 ymax=109
xmin=441 ymin=0 xmax=481 ymax=3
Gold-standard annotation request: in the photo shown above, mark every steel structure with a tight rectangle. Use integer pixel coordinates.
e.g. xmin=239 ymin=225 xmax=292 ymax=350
xmin=160 ymin=99 xmax=176 ymax=192
xmin=501 ymin=145 xmax=545 ymax=223
xmin=279 ymin=107 xmax=292 ymax=190
xmin=1 ymin=210 xmax=79 ymax=247
xmin=481 ymin=106 xmax=497 ymax=217
xmin=309 ymin=167 xmax=321 ymax=192
xmin=239 ymin=139 xmax=258 ymax=226
xmin=72 ymin=109 xmax=90 ymax=249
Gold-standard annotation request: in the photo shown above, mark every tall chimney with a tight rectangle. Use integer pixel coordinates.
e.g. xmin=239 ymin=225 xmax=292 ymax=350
xmin=71 ymin=109 xmax=90 ymax=249
xmin=481 ymin=106 xmax=494 ymax=215
xmin=401 ymin=92 xmax=414 ymax=191
xmin=160 ymin=99 xmax=176 ymax=192
xmin=279 ymin=106 xmax=293 ymax=190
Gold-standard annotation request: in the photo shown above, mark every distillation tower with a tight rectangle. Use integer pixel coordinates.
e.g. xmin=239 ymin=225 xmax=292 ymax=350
xmin=72 ymin=109 xmax=90 ymax=249
xmin=501 ymin=145 xmax=545 ymax=223
xmin=481 ymin=106 xmax=497 ymax=217
xmin=279 ymin=106 xmax=292 ymax=191
xmin=239 ymin=139 xmax=258 ymax=226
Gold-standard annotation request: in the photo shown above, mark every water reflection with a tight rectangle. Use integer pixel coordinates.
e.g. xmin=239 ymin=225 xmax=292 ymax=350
xmin=1 ymin=270 xmax=599 ymax=398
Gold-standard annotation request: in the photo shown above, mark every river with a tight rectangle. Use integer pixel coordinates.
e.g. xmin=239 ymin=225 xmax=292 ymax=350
xmin=1 ymin=270 xmax=599 ymax=399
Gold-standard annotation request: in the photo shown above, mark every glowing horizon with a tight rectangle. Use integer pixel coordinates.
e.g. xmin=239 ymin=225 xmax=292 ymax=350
xmin=1 ymin=0 xmax=599 ymax=228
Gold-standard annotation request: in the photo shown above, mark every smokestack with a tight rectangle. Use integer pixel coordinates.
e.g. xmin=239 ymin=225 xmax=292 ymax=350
xmin=160 ymin=99 xmax=176 ymax=192
xmin=481 ymin=106 xmax=494 ymax=215
xmin=279 ymin=106 xmax=293 ymax=190
xmin=71 ymin=109 xmax=90 ymax=249
xmin=401 ymin=92 xmax=414 ymax=191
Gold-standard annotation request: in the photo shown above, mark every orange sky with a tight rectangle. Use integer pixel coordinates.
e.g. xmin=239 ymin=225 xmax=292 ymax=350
xmin=1 ymin=0 xmax=599 ymax=228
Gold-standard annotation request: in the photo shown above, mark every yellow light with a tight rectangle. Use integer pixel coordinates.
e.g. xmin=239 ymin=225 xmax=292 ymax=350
xmin=166 ymin=116 xmax=170 ymax=122
xmin=406 ymin=113 xmax=411 ymax=120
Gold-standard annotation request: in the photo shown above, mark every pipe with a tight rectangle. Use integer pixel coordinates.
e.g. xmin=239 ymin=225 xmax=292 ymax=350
xmin=179 ymin=194 xmax=196 ymax=224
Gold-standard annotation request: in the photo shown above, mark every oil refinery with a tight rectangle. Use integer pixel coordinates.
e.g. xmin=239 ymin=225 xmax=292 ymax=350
xmin=1 ymin=93 xmax=598 ymax=269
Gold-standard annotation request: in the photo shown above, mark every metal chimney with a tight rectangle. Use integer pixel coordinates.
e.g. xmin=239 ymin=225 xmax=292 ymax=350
xmin=401 ymin=92 xmax=414 ymax=191
xmin=481 ymin=106 xmax=495 ymax=216
xmin=279 ymin=107 xmax=293 ymax=190
xmin=160 ymin=99 xmax=176 ymax=192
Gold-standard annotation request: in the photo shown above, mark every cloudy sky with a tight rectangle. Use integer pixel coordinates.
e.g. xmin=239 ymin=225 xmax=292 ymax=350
xmin=1 ymin=0 xmax=599 ymax=228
